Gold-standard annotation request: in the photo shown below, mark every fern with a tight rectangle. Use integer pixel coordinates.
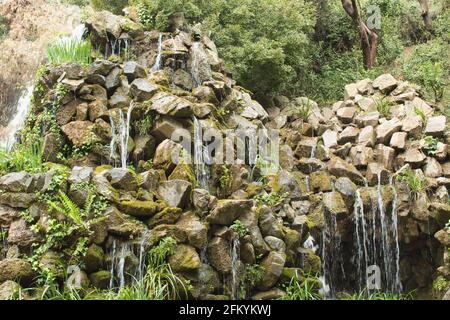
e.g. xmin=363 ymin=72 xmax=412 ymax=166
xmin=47 ymin=190 xmax=84 ymax=227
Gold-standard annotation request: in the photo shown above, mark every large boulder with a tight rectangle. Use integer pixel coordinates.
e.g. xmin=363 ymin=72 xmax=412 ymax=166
xmin=206 ymin=199 xmax=253 ymax=225
xmin=176 ymin=212 xmax=208 ymax=249
xmin=0 ymin=172 xmax=33 ymax=193
xmin=322 ymin=192 xmax=348 ymax=217
xmin=372 ymin=74 xmax=397 ymax=93
xmin=7 ymin=218 xmax=40 ymax=248
xmin=376 ymin=118 xmax=402 ymax=144
xmin=130 ymin=78 xmax=159 ymax=102
xmin=169 ymin=244 xmax=201 ymax=272
xmin=207 ymin=237 xmax=232 ymax=274
xmin=158 ymin=180 xmax=192 ymax=209
xmin=0 ymin=258 xmax=35 ymax=286
xmin=149 ymin=91 xmax=193 ymax=118
xmin=425 ymin=115 xmax=446 ymax=137
xmin=328 ymin=157 xmax=365 ymax=185
xmin=256 ymin=252 xmax=286 ymax=291
xmin=61 ymin=121 xmax=96 ymax=147
xmin=0 ymin=281 xmax=21 ymax=300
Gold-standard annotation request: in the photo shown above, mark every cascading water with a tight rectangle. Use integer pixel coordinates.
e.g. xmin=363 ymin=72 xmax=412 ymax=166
xmin=109 ymin=103 xmax=134 ymax=169
xmin=0 ymin=86 xmax=33 ymax=151
xmin=193 ymin=116 xmax=211 ymax=190
xmin=190 ymin=42 xmax=212 ymax=87
xmin=229 ymin=237 xmax=241 ymax=300
xmin=352 ymin=174 xmax=402 ymax=294
xmin=151 ymin=33 xmax=163 ymax=73
xmin=320 ymin=210 xmax=346 ymax=298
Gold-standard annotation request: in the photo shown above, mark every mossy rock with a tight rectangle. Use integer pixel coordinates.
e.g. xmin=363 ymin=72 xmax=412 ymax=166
xmin=169 ymin=244 xmax=201 ymax=272
xmin=118 ymin=200 xmax=166 ymax=217
xmin=168 ymin=163 xmax=196 ymax=185
xmin=299 ymin=248 xmax=321 ymax=275
xmin=310 ymin=171 xmax=332 ymax=192
xmin=89 ymin=270 xmax=111 ymax=290
xmin=281 ymin=268 xmax=304 ymax=283
xmin=146 ymin=207 xmax=183 ymax=227
xmin=84 ymin=244 xmax=105 ymax=273
xmin=94 ymin=165 xmax=113 ymax=175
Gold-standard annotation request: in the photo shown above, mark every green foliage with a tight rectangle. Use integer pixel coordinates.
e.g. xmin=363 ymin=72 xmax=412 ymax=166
xmin=433 ymin=276 xmax=449 ymax=293
xmin=229 ymin=220 xmax=248 ymax=238
xmin=403 ymin=40 xmax=450 ymax=102
xmin=254 ymin=192 xmax=288 ymax=207
xmin=133 ymin=111 xmax=155 ymax=135
xmin=414 ymin=106 xmax=428 ymax=126
xmin=0 ymin=139 xmax=43 ymax=174
xmin=339 ymin=289 xmax=415 ymax=300
xmin=0 ymin=14 xmax=9 ymax=39
xmin=219 ymin=165 xmax=232 ymax=190
xmin=281 ymin=276 xmax=322 ymax=300
xmin=239 ymin=264 xmax=264 ymax=299
xmin=423 ymin=135 xmax=439 ymax=156
xmin=91 ymin=0 xmax=129 ymax=15
xmin=47 ymin=190 xmax=89 ymax=227
xmin=398 ymin=168 xmax=427 ymax=198
xmin=46 ymin=38 xmax=92 ymax=66
xmin=375 ymin=98 xmax=392 ymax=117
xmin=296 ymin=99 xmax=312 ymax=122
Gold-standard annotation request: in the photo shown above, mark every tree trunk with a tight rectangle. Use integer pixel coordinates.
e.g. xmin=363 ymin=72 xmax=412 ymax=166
xmin=417 ymin=0 xmax=432 ymax=31
xmin=341 ymin=0 xmax=378 ymax=69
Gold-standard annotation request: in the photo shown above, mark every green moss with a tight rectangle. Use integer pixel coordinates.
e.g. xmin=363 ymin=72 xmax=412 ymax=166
xmin=94 ymin=165 xmax=113 ymax=175
xmin=119 ymin=200 xmax=166 ymax=217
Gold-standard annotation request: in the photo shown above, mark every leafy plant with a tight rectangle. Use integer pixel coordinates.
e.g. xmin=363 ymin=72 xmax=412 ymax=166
xmin=296 ymin=99 xmax=312 ymax=122
xmin=134 ymin=112 xmax=155 ymax=136
xmin=219 ymin=165 xmax=232 ymax=191
xmin=339 ymin=289 xmax=414 ymax=300
xmin=423 ymin=135 xmax=439 ymax=156
xmin=254 ymin=192 xmax=288 ymax=207
xmin=375 ymin=98 xmax=392 ymax=117
xmin=398 ymin=168 xmax=427 ymax=199
xmin=281 ymin=276 xmax=322 ymax=300
xmin=414 ymin=106 xmax=427 ymax=126
xmin=230 ymin=220 xmax=248 ymax=238
xmin=46 ymin=38 xmax=92 ymax=66
xmin=0 ymin=139 xmax=44 ymax=174
xmin=239 ymin=264 xmax=264 ymax=299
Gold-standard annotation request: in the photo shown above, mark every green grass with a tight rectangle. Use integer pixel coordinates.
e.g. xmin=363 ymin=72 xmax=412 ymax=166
xmin=46 ymin=38 xmax=92 ymax=66
xmin=0 ymin=140 xmax=43 ymax=174
xmin=376 ymin=98 xmax=392 ymax=117
xmin=338 ymin=290 xmax=415 ymax=300
xmin=398 ymin=168 xmax=428 ymax=198
xmin=281 ymin=276 xmax=323 ymax=300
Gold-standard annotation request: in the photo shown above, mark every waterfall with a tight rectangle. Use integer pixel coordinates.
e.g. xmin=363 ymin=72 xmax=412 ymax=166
xmin=109 ymin=240 xmax=117 ymax=289
xmin=190 ymin=42 xmax=212 ymax=87
xmin=136 ymin=231 xmax=151 ymax=283
xmin=320 ymin=211 xmax=345 ymax=298
xmin=193 ymin=116 xmax=211 ymax=190
xmin=310 ymin=143 xmax=317 ymax=159
xmin=0 ymin=86 xmax=33 ymax=151
xmin=352 ymin=174 xmax=402 ymax=294
xmin=151 ymin=33 xmax=163 ymax=73
xmin=229 ymin=237 xmax=240 ymax=300
xmin=109 ymin=103 xmax=134 ymax=169
xmin=108 ymin=239 xmax=130 ymax=290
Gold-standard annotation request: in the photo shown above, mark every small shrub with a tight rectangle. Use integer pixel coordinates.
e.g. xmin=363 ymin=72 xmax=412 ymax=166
xmin=423 ymin=135 xmax=439 ymax=156
xmin=281 ymin=275 xmax=322 ymax=300
xmin=376 ymin=98 xmax=392 ymax=117
xmin=219 ymin=165 xmax=232 ymax=191
xmin=398 ymin=168 xmax=427 ymax=198
xmin=46 ymin=38 xmax=92 ymax=66
xmin=230 ymin=220 xmax=248 ymax=238
xmin=0 ymin=139 xmax=44 ymax=174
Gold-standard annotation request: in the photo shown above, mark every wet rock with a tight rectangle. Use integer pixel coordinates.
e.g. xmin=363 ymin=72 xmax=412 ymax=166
xmin=366 ymin=163 xmax=390 ymax=186
xmin=192 ymin=86 xmax=218 ymax=104
xmin=256 ymin=251 xmax=286 ymax=291
xmin=109 ymin=89 xmax=131 ymax=109
xmin=207 ymin=237 xmax=232 ymax=273
xmin=0 ymin=205 xmax=19 ymax=227
xmin=130 ymin=78 xmax=159 ymax=102
xmin=0 ymin=193 xmax=36 ymax=209
xmin=328 ymin=156 xmax=365 ymax=185
xmin=323 ymin=192 xmax=348 ymax=217
xmin=169 ymin=244 xmax=201 ymax=272
xmin=158 ymin=180 xmax=192 ymax=209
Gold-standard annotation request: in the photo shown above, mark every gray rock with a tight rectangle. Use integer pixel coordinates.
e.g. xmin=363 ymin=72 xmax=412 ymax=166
xmin=123 ymin=61 xmax=147 ymax=82
xmin=110 ymin=168 xmax=138 ymax=191
xmin=207 ymin=199 xmax=253 ymax=225
xmin=425 ymin=116 xmax=446 ymax=137
xmin=256 ymin=252 xmax=286 ymax=291
xmin=158 ymin=180 xmax=192 ymax=209
xmin=0 ymin=172 xmax=33 ymax=193
xmin=372 ymin=74 xmax=397 ymax=93
xmin=130 ymin=78 xmax=159 ymax=102
xmin=68 ymin=166 xmax=93 ymax=185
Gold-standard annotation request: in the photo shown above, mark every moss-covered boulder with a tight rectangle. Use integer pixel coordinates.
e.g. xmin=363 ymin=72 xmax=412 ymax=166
xmin=0 ymin=258 xmax=35 ymax=286
xmin=256 ymin=251 xmax=286 ymax=291
xmin=89 ymin=270 xmax=111 ymax=289
xmin=84 ymin=244 xmax=105 ymax=273
xmin=146 ymin=207 xmax=182 ymax=228
xmin=118 ymin=200 xmax=166 ymax=218
xmin=169 ymin=244 xmax=201 ymax=272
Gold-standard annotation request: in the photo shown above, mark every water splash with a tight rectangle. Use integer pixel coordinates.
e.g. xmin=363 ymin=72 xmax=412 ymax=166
xmin=151 ymin=33 xmax=163 ymax=73
xmin=0 ymin=86 xmax=34 ymax=151
xmin=193 ymin=116 xmax=211 ymax=190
